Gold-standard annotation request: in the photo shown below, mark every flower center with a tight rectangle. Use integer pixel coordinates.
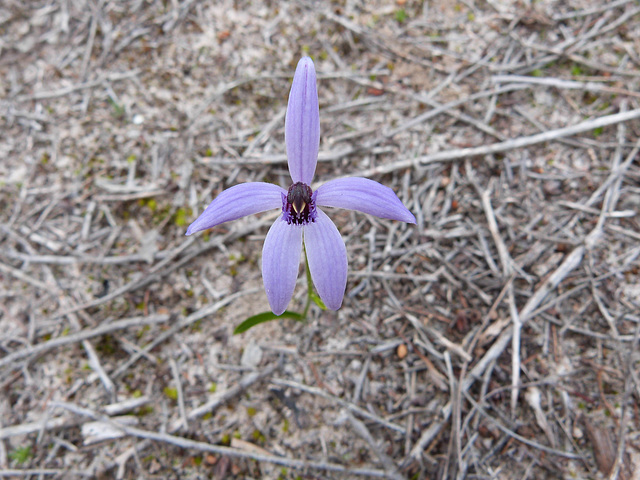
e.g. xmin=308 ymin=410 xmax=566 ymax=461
xmin=283 ymin=182 xmax=316 ymax=225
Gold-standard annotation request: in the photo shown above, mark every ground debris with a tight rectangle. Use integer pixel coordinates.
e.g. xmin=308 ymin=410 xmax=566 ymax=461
xmin=1 ymin=0 xmax=639 ymax=478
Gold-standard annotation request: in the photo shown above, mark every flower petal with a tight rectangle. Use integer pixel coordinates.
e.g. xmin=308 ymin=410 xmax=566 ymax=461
xmin=315 ymin=177 xmax=416 ymax=224
xmin=285 ymin=57 xmax=320 ymax=185
xmin=186 ymin=182 xmax=285 ymax=235
xmin=303 ymin=209 xmax=347 ymax=311
xmin=262 ymin=217 xmax=303 ymax=315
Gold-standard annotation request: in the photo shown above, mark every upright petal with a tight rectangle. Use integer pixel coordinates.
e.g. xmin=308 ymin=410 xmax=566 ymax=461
xmin=285 ymin=57 xmax=320 ymax=185
xmin=303 ymin=209 xmax=347 ymax=311
xmin=186 ymin=182 xmax=285 ymax=235
xmin=315 ymin=177 xmax=416 ymax=224
xmin=262 ymin=217 xmax=303 ymax=315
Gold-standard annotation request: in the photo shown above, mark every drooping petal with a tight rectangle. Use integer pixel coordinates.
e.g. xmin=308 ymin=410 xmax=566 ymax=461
xmin=303 ymin=209 xmax=347 ymax=311
xmin=186 ymin=182 xmax=285 ymax=235
xmin=285 ymin=57 xmax=320 ymax=185
xmin=262 ymin=217 xmax=303 ymax=315
xmin=315 ymin=177 xmax=416 ymax=224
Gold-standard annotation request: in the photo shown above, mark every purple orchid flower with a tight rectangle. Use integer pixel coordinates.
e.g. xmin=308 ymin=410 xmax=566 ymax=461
xmin=186 ymin=57 xmax=416 ymax=315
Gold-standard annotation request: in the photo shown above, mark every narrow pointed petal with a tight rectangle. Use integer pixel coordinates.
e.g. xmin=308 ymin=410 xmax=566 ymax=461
xmin=262 ymin=217 xmax=303 ymax=315
xmin=315 ymin=177 xmax=416 ymax=224
xmin=186 ymin=182 xmax=285 ymax=235
xmin=285 ymin=57 xmax=320 ymax=185
xmin=303 ymin=209 xmax=347 ymax=311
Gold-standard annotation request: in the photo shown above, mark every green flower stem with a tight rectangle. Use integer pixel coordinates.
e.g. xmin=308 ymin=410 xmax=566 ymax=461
xmin=302 ymin=245 xmax=313 ymax=319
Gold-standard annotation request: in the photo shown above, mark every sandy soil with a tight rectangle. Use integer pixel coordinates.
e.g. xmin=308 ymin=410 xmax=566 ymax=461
xmin=1 ymin=1 xmax=640 ymax=478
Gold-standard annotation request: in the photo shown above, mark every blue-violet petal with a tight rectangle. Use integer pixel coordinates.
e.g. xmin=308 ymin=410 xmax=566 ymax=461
xmin=262 ymin=216 xmax=303 ymax=315
xmin=285 ymin=57 xmax=320 ymax=185
xmin=186 ymin=182 xmax=285 ymax=235
xmin=315 ymin=177 xmax=416 ymax=224
xmin=303 ymin=209 xmax=347 ymax=311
